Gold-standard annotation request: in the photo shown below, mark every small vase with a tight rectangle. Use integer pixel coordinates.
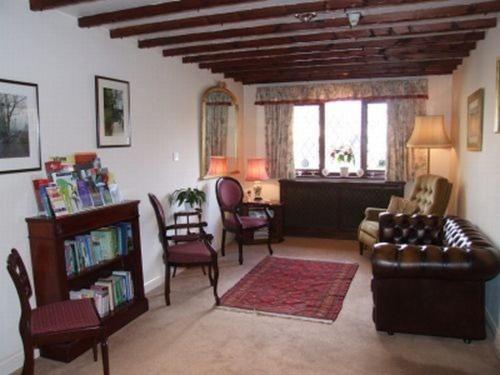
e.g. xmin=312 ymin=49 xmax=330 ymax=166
xmin=340 ymin=166 xmax=349 ymax=178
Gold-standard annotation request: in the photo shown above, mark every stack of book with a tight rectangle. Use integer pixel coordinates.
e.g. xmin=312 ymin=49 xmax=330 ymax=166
xmin=32 ymin=152 xmax=123 ymax=217
xmin=64 ymin=223 xmax=133 ymax=276
xmin=70 ymin=270 xmax=134 ymax=317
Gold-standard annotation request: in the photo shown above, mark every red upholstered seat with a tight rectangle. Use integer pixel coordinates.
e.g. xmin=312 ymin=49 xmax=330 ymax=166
xmin=167 ymin=241 xmax=213 ymax=263
xmin=225 ymin=215 xmax=268 ymax=230
xmin=31 ymin=299 xmax=100 ymax=336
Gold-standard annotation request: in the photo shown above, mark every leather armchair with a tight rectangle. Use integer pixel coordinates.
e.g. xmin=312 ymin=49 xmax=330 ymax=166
xmin=358 ymin=174 xmax=452 ymax=254
xmin=371 ymin=213 xmax=500 ymax=341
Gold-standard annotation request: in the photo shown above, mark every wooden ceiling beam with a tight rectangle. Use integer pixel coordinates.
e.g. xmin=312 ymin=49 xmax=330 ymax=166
xmin=110 ymin=0 xmax=437 ymax=38
xmin=79 ymin=0 xmax=265 ymax=28
xmin=140 ymin=1 xmax=500 ymax=48
xmin=215 ymin=55 xmax=468 ymax=75
xmin=163 ymin=18 xmax=495 ymax=57
xmin=30 ymin=0 xmax=98 ymax=10
xmin=228 ymin=60 xmax=460 ymax=80
xmin=182 ymin=32 xmax=485 ymax=63
xmin=240 ymin=67 xmax=456 ymax=84
xmin=201 ymin=44 xmax=475 ymax=71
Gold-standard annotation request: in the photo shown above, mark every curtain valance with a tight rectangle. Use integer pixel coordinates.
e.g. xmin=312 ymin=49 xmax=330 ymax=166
xmin=255 ymin=79 xmax=428 ymax=105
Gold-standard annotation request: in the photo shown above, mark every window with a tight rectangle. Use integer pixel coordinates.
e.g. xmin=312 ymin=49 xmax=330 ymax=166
xmin=293 ymin=100 xmax=388 ymax=177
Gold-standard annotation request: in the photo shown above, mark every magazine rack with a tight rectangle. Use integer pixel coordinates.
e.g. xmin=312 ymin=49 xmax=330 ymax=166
xmin=25 ymin=200 xmax=148 ymax=362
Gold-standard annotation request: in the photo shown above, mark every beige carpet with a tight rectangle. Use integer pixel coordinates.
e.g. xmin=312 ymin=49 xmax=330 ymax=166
xmin=22 ymin=238 xmax=500 ymax=374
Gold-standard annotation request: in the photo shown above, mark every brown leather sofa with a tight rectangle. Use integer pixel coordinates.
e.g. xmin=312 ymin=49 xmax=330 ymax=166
xmin=371 ymin=213 xmax=500 ymax=341
xmin=358 ymin=174 xmax=452 ymax=254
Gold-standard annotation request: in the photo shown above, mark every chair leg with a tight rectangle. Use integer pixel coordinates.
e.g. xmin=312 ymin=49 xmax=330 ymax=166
xmin=93 ymin=341 xmax=98 ymax=361
xmin=212 ymin=260 xmax=220 ymax=305
xmin=208 ymin=265 xmax=214 ymax=286
xmin=359 ymin=242 xmax=364 ymax=255
xmin=238 ymin=236 xmax=244 ymax=265
xmin=172 ymin=266 xmax=177 ymax=278
xmin=21 ymin=340 xmax=34 ymax=375
xmin=100 ymin=338 xmax=110 ymax=375
xmin=221 ymin=229 xmax=226 ymax=256
xmin=201 ymin=266 xmax=207 ymax=275
xmin=267 ymin=226 xmax=274 ymax=256
xmin=165 ymin=264 xmax=171 ymax=306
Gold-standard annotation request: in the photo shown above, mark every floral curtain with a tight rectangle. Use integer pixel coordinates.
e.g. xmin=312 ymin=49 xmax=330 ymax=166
xmin=264 ymin=104 xmax=295 ymax=179
xmin=256 ymin=79 xmax=428 ymax=105
xmin=256 ymin=78 xmax=428 ymax=182
xmin=204 ymin=93 xmax=230 ymax=174
xmin=386 ymin=99 xmax=427 ymax=181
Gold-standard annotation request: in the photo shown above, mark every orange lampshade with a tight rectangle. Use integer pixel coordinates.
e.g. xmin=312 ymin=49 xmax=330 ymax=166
xmin=246 ymin=158 xmax=269 ymax=181
xmin=207 ymin=156 xmax=228 ymax=176
xmin=407 ymin=115 xmax=452 ymax=149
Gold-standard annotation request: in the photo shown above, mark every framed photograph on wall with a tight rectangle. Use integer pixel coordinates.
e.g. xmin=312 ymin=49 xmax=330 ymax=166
xmin=0 ymin=79 xmax=41 ymax=174
xmin=467 ymin=88 xmax=484 ymax=151
xmin=95 ymin=76 xmax=131 ymax=148
xmin=496 ymin=58 xmax=500 ymax=133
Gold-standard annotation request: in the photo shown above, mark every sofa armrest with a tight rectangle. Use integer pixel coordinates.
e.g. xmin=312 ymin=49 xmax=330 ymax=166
xmin=378 ymin=212 xmax=443 ymax=245
xmin=364 ymin=207 xmax=386 ymax=222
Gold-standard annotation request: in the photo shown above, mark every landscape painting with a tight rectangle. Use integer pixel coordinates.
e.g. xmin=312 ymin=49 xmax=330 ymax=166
xmin=467 ymin=88 xmax=484 ymax=151
xmin=96 ymin=76 xmax=130 ymax=147
xmin=0 ymin=79 xmax=41 ymax=174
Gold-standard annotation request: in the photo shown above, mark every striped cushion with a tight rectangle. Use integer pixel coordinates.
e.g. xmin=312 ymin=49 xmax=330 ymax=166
xmin=31 ymin=299 xmax=100 ymax=335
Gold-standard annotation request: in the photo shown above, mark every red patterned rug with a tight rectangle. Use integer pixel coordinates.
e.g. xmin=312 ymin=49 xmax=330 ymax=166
xmin=220 ymin=256 xmax=358 ymax=323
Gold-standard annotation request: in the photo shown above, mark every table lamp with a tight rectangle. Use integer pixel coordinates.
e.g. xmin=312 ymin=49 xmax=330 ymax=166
xmin=407 ymin=115 xmax=452 ymax=174
xmin=245 ymin=158 xmax=269 ymax=201
xmin=206 ymin=156 xmax=228 ymax=177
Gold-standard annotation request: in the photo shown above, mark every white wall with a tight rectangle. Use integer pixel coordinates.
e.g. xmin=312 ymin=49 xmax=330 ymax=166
xmin=242 ymin=76 xmax=455 ymax=204
xmin=0 ymin=1 xmax=243 ymax=373
xmin=452 ymin=18 xmax=500 ymax=353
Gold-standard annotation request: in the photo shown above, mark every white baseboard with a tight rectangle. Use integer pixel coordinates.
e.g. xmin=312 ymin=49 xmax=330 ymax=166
xmin=0 ymin=349 xmax=40 ymax=375
xmin=486 ymin=308 xmax=500 ymax=358
xmin=144 ymin=275 xmax=163 ymax=294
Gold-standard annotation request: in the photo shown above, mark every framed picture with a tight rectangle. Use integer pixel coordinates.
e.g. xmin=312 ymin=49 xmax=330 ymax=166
xmin=0 ymin=79 xmax=41 ymax=174
xmin=496 ymin=58 xmax=500 ymax=133
xmin=467 ymin=88 xmax=484 ymax=151
xmin=95 ymin=76 xmax=131 ymax=148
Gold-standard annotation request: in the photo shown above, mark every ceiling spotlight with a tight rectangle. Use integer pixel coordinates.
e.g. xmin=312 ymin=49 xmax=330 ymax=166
xmin=347 ymin=12 xmax=362 ymax=27
xmin=294 ymin=12 xmax=317 ymax=23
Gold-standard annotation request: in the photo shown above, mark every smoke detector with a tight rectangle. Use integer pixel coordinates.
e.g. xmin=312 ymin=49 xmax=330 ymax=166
xmin=347 ymin=12 xmax=362 ymax=27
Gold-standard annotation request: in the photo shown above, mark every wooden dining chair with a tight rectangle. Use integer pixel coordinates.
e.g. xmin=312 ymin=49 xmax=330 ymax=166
xmin=6 ymin=249 xmax=109 ymax=375
xmin=215 ymin=176 xmax=273 ymax=265
xmin=148 ymin=193 xmax=220 ymax=306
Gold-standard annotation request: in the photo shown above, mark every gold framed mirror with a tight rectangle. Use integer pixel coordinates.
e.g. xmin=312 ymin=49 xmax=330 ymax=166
xmin=200 ymin=82 xmax=239 ymax=179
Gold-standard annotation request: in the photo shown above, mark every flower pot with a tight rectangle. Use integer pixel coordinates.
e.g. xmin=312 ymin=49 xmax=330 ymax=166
xmin=340 ymin=166 xmax=349 ymax=178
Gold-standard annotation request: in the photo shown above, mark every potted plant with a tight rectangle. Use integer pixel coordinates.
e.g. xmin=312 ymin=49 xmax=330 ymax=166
xmin=168 ymin=187 xmax=206 ymax=211
xmin=330 ymin=147 xmax=355 ymax=177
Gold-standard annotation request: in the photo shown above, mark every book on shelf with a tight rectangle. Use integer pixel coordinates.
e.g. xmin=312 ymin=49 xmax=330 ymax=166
xmin=92 ymin=271 xmax=134 ymax=312
xmin=45 ymin=184 xmax=68 ymax=217
xmin=64 ymin=223 xmax=133 ymax=276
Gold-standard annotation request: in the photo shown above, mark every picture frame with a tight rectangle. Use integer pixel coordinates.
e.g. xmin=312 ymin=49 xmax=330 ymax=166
xmin=467 ymin=88 xmax=484 ymax=151
xmin=95 ymin=76 xmax=131 ymax=148
xmin=0 ymin=79 xmax=41 ymax=174
xmin=496 ymin=57 xmax=500 ymax=133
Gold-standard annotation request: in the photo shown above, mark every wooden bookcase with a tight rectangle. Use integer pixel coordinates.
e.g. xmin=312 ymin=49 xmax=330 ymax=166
xmin=26 ymin=200 xmax=149 ymax=363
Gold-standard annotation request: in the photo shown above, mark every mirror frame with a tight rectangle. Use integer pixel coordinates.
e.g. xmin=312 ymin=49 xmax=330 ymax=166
xmin=200 ymin=82 xmax=239 ymax=179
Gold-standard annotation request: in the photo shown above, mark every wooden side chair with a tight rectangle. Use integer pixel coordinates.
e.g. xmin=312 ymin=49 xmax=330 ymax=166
xmin=215 ymin=176 xmax=273 ymax=265
xmin=6 ymin=249 xmax=109 ymax=375
xmin=148 ymin=193 xmax=220 ymax=306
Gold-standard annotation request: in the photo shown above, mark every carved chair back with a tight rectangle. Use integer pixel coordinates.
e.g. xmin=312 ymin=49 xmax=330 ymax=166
xmin=6 ymin=249 xmax=33 ymax=337
xmin=148 ymin=193 xmax=170 ymax=258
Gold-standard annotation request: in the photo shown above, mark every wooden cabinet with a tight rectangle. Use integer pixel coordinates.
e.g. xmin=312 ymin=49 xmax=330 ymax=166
xmin=26 ymin=200 xmax=149 ymax=363
xmin=240 ymin=201 xmax=284 ymax=244
xmin=280 ymin=179 xmax=405 ymax=239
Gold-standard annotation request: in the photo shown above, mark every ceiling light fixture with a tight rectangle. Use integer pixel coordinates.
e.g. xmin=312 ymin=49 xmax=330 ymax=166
xmin=294 ymin=12 xmax=317 ymax=23
xmin=347 ymin=12 xmax=362 ymax=27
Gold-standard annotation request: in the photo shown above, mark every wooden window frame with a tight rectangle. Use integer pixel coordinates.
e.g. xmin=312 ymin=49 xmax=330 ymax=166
xmin=294 ymin=100 xmax=387 ymax=179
